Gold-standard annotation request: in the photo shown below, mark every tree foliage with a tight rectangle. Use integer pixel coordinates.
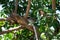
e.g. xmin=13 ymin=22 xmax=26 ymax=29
xmin=0 ymin=0 xmax=60 ymax=40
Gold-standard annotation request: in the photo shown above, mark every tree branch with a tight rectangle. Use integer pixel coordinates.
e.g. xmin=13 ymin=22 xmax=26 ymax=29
xmin=52 ymin=0 xmax=56 ymax=10
xmin=0 ymin=15 xmax=34 ymax=32
xmin=0 ymin=18 xmax=6 ymax=21
xmin=0 ymin=0 xmax=34 ymax=35
xmin=10 ymin=13 xmax=34 ymax=31
xmin=0 ymin=17 xmax=34 ymax=32
xmin=14 ymin=0 xmax=18 ymax=13
xmin=0 ymin=25 xmax=34 ymax=35
xmin=24 ymin=0 xmax=31 ymax=19
xmin=0 ymin=26 xmax=24 ymax=35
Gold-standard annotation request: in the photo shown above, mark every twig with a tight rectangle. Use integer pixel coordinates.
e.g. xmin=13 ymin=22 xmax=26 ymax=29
xmin=14 ymin=0 xmax=18 ymax=13
xmin=0 ymin=18 xmax=6 ymax=21
xmin=0 ymin=26 xmax=24 ymax=35
xmin=24 ymin=0 xmax=31 ymax=19
xmin=52 ymin=0 xmax=56 ymax=10
xmin=33 ymin=26 xmax=39 ymax=40
xmin=0 ymin=25 xmax=34 ymax=35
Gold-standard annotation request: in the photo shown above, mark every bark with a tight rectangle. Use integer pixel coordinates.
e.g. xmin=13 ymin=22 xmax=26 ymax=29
xmin=0 ymin=26 xmax=24 ymax=35
xmin=24 ymin=0 xmax=31 ymax=19
xmin=14 ymin=0 xmax=18 ymax=13
xmin=52 ymin=0 xmax=56 ymax=10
